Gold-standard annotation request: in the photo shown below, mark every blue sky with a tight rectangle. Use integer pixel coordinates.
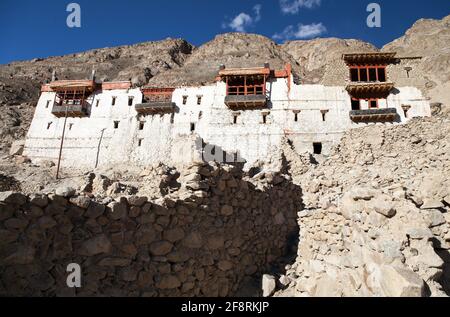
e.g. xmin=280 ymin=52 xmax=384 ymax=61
xmin=0 ymin=0 xmax=449 ymax=64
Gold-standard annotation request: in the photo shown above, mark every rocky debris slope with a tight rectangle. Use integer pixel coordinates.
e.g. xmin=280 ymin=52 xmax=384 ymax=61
xmin=382 ymin=14 xmax=450 ymax=106
xmin=0 ymin=162 xmax=301 ymax=296
xmin=271 ymin=111 xmax=450 ymax=297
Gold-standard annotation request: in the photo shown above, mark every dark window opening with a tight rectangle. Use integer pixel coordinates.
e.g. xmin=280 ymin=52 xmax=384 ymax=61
xmin=170 ymin=114 xmax=174 ymax=124
xmin=112 ymin=96 xmax=117 ymax=106
xmin=114 ymin=121 xmax=119 ymax=129
xmin=197 ymin=96 xmax=202 ymax=105
xmin=360 ymin=69 xmax=368 ymax=82
xmin=128 ymin=96 xmax=134 ymax=106
xmin=199 ymin=111 xmax=203 ymax=120
xmin=369 ymin=68 xmax=377 ymax=82
xmin=262 ymin=114 xmax=267 ymax=124
xmin=377 ymin=68 xmax=386 ymax=82
xmin=313 ymin=143 xmax=322 ymax=155
xmin=138 ymin=139 xmax=143 ymax=147
xmin=403 ymin=109 xmax=409 ymax=118
xmin=190 ymin=123 xmax=195 ymax=132
xmin=351 ymin=99 xmax=360 ymax=110
xmin=139 ymin=122 xmax=145 ymax=130
xmin=233 ymin=114 xmax=238 ymax=124
xmin=182 ymin=96 xmax=188 ymax=105
xmin=350 ymin=69 xmax=359 ymax=82
xmin=226 ymin=75 xmax=265 ymax=96
xmin=46 ymin=100 xmax=51 ymax=108
xmin=321 ymin=112 xmax=327 ymax=122
xmin=369 ymin=100 xmax=378 ymax=109
xmin=68 ymin=123 xmax=74 ymax=130
xmin=96 ymin=99 xmax=100 ymax=107
xmin=47 ymin=122 xmax=52 ymax=130
xmin=294 ymin=112 xmax=299 ymax=122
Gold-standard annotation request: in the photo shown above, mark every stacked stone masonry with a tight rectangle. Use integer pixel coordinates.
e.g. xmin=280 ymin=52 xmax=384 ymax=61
xmin=0 ymin=163 xmax=301 ymax=296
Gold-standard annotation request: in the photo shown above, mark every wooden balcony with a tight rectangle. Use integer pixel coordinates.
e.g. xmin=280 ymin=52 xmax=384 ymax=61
xmin=224 ymin=94 xmax=267 ymax=109
xmin=346 ymin=82 xmax=394 ymax=99
xmin=51 ymin=103 xmax=88 ymax=118
xmin=350 ymin=108 xmax=398 ymax=123
xmin=135 ymin=101 xmax=176 ymax=114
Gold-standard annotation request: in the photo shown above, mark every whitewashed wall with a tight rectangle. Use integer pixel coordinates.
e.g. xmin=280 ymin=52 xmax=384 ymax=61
xmin=24 ymin=78 xmax=431 ymax=170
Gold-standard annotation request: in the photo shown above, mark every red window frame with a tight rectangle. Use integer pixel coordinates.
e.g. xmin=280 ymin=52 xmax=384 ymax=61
xmin=349 ymin=65 xmax=387 ymax=82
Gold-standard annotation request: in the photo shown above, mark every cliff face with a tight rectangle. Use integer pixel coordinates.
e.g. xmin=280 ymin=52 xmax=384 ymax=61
xmin=382 ymin=15 xmax=450 ymax=105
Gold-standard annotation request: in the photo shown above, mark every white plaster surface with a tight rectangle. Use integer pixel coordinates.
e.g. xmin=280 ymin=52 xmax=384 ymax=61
xmin=24 ymin=78 xmax=431 ymax=170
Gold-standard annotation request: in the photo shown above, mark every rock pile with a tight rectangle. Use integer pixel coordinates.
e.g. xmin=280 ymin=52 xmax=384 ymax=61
xmin=273 ymin=113 xmax=450 ymax=297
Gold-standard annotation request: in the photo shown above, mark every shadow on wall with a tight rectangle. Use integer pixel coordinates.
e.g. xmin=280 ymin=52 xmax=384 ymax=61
xmin=0 ymin=162 xmax=303 ymax=297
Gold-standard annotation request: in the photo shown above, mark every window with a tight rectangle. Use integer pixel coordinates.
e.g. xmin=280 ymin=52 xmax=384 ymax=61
xmin=226 ymin=75 xmax=265 ymax=96
xmin=190 ymin=123 xmax=196 ymax=132
xmin=197 ymin=96 xmax=202 ymax=105
xmin=351 ymin=99 xmax=360 ymax=110
xmin=262 ymin=114 xmax=268 ymax=124
xmin=350 ymin=69 xmax=359 ymax=82
xmin=198 ymin=111 xmax=203 ymax=120
xmin=349 ymin=66 xmax=387 ymax=82
xmin=294 ymin=112 xmax=299 ymax=122
xmin=233 ymin=113 xmax=239 ymax=124
xmin=182 ymin=96 xmax=188 ymax=105
xmin=368 ymin=68 xmax=377 ymax=81
xmin=378 ymin=68 xmax=386 ymax=82
xmin=112 ymin=96 xmax=117 ymax=106
xmin=114 ymin=121 xmax=119 ymax=129
xmin=68 ymin=123 xmax=74 ymax=130
xmin=138 ymin=139 xmax=143 ymax=147
xmin=369 ymin=99 xmax=378 ymax=109
xmin=313 ymin=143 xmax=322 ymax=155
xmin=321 ymin=110 xmax=328 ymax=122
xmin=139 ymin=122 xmax=145 ymax=130
xmin=95 ymin=99 xmax=100 ymax=107
xmin=47 ymin=122 xmax=52 ymax=130
xmin=46 ymin=100 xmax=51 ymax=108
xmin=128 ymin=96 xmax=134 ymax=106
xmin=170 ymin=113 xmax=175 ymax=124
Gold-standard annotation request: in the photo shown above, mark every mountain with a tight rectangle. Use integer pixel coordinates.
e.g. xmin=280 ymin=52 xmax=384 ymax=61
xmin=0 ymin=14 xmax=449 ymax=152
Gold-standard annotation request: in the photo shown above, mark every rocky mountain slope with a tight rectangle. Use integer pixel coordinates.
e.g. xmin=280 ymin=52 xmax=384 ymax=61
xmin=268 ymin=110 xmax=450 ymax=297
xmin=1 ymin=14 xmax=449 ymax=152
xmin=382 ymin=15 xmax=450 ymax=105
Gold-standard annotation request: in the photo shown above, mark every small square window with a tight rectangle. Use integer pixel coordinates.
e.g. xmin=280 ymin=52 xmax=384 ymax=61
xmin=112 ymin=96 xmax=117 ymax=106
xmin=351 ymin=99 xmax=360 ymax=110
xmin=182 ymin=96 xmax=188 ymax=105
xmin=313 ymin=143 xmax=322 ymax=155
xmin=190 ymin=123 xmax=195 ymax=132
xmin=369 ymin=100 xmax=378 ymax=109
xmin=139 ymin=122 xmax=145 ymax=130
xmin=128 ymin=96 xmax=134 ymax=106
xmin=197 ymin=96 xmax=202 ymax=105
xmin=114 ymin=121 xmax=119 ymax=129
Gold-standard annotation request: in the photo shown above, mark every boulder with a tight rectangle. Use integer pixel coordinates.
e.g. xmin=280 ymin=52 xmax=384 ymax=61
xmin=379 ymin=266 xmax=425 ymax=297
xmin=262 ymin=274 xmax=276 ymax=297
xmin=9 ymin=140 xmax=25 ymax=156
xmin=55 ymin=186 xmax=76 ymax=198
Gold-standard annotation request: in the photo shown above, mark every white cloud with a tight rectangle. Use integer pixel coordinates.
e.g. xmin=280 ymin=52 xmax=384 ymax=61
xmin=225 ymin=4 xmax=262 ymax=32
xmin=273 ymin=23 xmax=327 ymax=41
xmin=279 ymin=0 xmax=321 ymax=14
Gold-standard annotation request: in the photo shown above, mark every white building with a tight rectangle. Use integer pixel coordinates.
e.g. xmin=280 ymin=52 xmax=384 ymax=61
xmin=23 ymin=53 xmax=431 ymax=170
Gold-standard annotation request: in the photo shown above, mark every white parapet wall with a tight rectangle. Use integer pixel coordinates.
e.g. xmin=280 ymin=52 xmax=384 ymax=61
xmin=24 ymin=77 xmax=431 ymax=171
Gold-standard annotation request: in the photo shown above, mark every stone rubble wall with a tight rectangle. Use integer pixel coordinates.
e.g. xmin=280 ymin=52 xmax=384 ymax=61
xmin=0 ymin=162 xmax=301 ymax=296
